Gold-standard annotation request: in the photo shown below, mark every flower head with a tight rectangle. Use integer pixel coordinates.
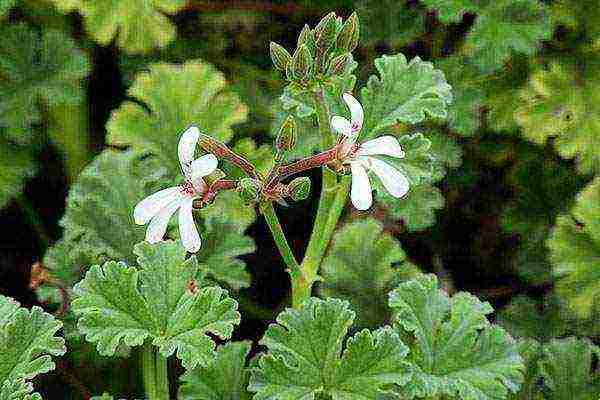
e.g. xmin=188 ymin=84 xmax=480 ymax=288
xmin=134 ymin=126 xmax=217 ymax=252
xmin=331 ymin=93 xmax=409 ymax=210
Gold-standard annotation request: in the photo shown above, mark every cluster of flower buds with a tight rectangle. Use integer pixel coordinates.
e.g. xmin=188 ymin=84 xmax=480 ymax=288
xmin=269 ymin=11 xmax=359 ymax=84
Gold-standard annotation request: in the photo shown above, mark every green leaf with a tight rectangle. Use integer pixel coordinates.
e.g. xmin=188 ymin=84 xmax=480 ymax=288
xmin=49 ymin=0 xmax=187 ymax=53
xmin=551 ymin=0 xmax=600 ymax=45
xmin=0 ymin=379 xmax=42 ymax=400
xmin=0 ymin=0 xmax=17 ymax=18
xmin=379 ymin=183 xmax=444 ymax=232
xmin=361 ymin=54 xmax=452 ymax=139
xmin=509 ymin=339 xmax=543 ymax=400
xmin=249 ymin=298 xmax=411 ymax=399
xmin=497 ymin=296 xmax=565 ymax=342
xmin=0 ymin=24 xmax=90 ymax=142
xmin=72 ymin=240 xmax=241 ymax=370
xmin=0 ymin=295 xmax=66 ymax=394
xmin=421 ymin=0 xmax=485 ymax=23
xmin=358 ymin=0 xmax=426 ymax=47
xmin=547 ymin=177 xmax=600 ymax=319
xmin=0 ymin=140 xmax=35 ymax=209
xmin=516 ymin=62 xmax=600 ymax=174
xmin=200 ymin=190 xmax=257 ymax=234
xmin=179 ymin=341 xmax=252 ymax=400
xmin=539 ymin=338 xmax=600 ymax=400
xmin=107 ymin=61 xmax=248 ymax=176
xmin=319 ymin=218 xmax=423 ymax=327
xmin=388 ymin=274 xmax=524 ymax=400
xmin=465 ymin=0 xmax=552 ymax=73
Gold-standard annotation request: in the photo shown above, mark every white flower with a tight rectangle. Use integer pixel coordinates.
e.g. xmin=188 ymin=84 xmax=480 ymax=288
xmin=331 ymin=92 xmax=410 ymax=211
xmin=133 ymin=126 xmax=217 ymax=253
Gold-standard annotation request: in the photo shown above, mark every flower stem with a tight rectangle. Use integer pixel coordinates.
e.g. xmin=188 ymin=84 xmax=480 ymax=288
xmin=260 ymin=201 xmax=301 ymax=273
xmin=141 ymin=344 xmax=169 ymax=400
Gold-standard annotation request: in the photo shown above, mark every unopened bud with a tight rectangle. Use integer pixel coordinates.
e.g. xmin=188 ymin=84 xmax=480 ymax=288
xmin=291 ymin=44 xmax=313 ymax=81
xmin=328 ymin=53 xmax=351 ymax=76
xmin=238 ymin=178 xmax=262 ymax=205
xmin=336 ymin=12 xmax=359 ymax=52
xmin=287 ymin=176 xmax=311 ymax=202
xmin=314 ymin=12 xmax=339 ymax=53
xmin=270 ymin=42 xmax=292 ymax=71
xmin=297 ymin=24 xmax=316 ymax=55
xmin=276 ymin=116 xmax=297 ymax=152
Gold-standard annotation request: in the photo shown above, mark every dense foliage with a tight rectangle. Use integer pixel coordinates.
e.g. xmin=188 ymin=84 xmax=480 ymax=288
xmin=0 ymin=0 xmax=598 ymax=399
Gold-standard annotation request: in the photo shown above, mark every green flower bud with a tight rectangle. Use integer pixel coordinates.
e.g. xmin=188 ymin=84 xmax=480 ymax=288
xmin=314 ymin=12 xmax=339 ymax=53
xmin=237 ymin=178 xmax=262 ymax=205
xmin=297 ymin=24 xmax=316 ymax=56
xmin=336 ymin=12 xmax=359 ymax=52
xmin=328 ymin=53 xmax=351 ymax=76
xmin=276 ymin=116 xmax=297 ymax=152
xmin=288 ymin=176 xmax=311 ymax=202
xmin=270 ymin=42 xmax=292 ymax=71
xmin=291 ymin=44 xmax=313 ymax=81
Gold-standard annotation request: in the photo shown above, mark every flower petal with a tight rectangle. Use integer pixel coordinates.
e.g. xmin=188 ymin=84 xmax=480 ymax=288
xmin=134 ymin=187 xmax=182 ymax=225
xmin=350 ymin=161 xmax=373 ymax=210
xmin=145 ymin=197 xmax=183 ymax=244
xmin=178 ymin=126 xmax=200 ymax=175
xmin=330 ymin=115 xmax=352 ymax=136
xmin=366 ymin=157 xmax=410 ymax=198
xmin=191 ymin=154 xmax=218 ymax=181
xmin=343 ymin=92 xmax=364 ymax=133
xmin=178 ymin=198 xmax=201 ymax=253
xmin=357 ymin=136 xmax=406 ymax=158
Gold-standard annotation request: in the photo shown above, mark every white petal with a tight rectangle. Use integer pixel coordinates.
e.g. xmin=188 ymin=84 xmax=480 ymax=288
xmin=367 ymin=157 xmax=410 ymax=198
xmin=178 ymin=198 xmax=201 ymax=253
xmin=134 ymin=187 xmax=181 ymax=225
xmin=178 ymin=126 xmax=200 ymax=173
xmin=357 ymin=136 xmax=405 ymax=158
xmin=343 ymin=92 xmax=364 ymax=133
xmin=330 ymin=115 xmax=352 ymax=136
xmin=350 ymin=161 xmax=373 ymax=210
xmin=191 ymin=154 xmax=218 ymax=181
xmin=145 ymin=197 xmax=182 ymax=244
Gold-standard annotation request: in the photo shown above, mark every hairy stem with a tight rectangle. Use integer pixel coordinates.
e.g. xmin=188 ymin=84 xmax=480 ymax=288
xmin=142 ymin=345 xmax=169 ymax=400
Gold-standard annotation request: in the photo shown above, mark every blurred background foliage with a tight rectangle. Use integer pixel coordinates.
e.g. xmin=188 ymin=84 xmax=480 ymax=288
xmin=0 ymin=0 xmax=598 ymax=398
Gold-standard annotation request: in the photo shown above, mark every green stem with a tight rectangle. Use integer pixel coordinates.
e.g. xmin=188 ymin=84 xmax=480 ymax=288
xmin=141 ymin=345 xmax=169 ymax=400
xmin=260 ymin=202 xmax=300 ymax=272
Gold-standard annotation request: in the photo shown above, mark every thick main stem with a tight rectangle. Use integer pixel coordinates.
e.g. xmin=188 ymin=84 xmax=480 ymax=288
xmin=142 ymin=345 xmax=169 ymax=400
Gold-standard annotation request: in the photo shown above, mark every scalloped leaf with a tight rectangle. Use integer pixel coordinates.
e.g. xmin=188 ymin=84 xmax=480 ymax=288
xmin=388 ymin=275 xmax=524 ymax=400
xmin=319 ymin=218 xmax=423 ymax=327
xmin=179 ymin=341 xmax=252 ymax=400
xmin=249 ymin=298 xmax=411 ymax=399
xmin=107 ymin=61 xmax=248 ymax=176
xmin=516 ymin=62 xmax=600 ymax=174
xmin=539 ymin=338 xmax=600 ymax=399
xmin=72 ymin=240 xmax=241 ymax=370
xmin=49 ymin=0 xmax=187 ymax=53
xmin=0 ymin=295 xmax=66 ymax=396
xmin=547 ymin=177 xmax=600 ymax=319
xmin=0 ymin=24 xmax=90 ymax=142
xmin=361 ymin=54 xmax=452 ymax=139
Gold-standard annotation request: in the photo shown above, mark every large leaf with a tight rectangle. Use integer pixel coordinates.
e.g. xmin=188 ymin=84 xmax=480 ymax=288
xmin=72 ymin=240 xmax=241 ymax=370
xmin=0 ymin=24 xmax=90 ymax=142
xmin=361 ymin=54 xmax=452 ymax=139
xmin=319 ymin=218 xmax=423 ymax=327
xmin=179 ymin=341 xmax=252 ymax=400
xmin=49 ymin=0 xmax=187 ymax=53
xmin=539 ymin=338 xmax=600 ymax=400
xmin=0 ymin=140 xmax=35 ymax=209
xmin=546 ymin=177 xmax=600 ymax=319
xmin=0 ymin=295 xmax=66 ymax=397
xmin=388 ymin=274 xmax=524 ymax=400
xmin=249 ymin=298 xmax=411 ymax=400
xmin=107 ymin=61 xmax=248 ymax=176
xmin=516 ymin=62 xmax=600 ymax=174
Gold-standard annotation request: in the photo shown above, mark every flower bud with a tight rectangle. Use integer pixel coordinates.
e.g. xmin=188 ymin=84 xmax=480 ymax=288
xmin=270 ymin=42 xmax=292 ymax=71
xmin=287 ymin=176 xmax=311 ymax=202
xmin=237 ymin=178 xmax=262 ymax=205
xmin=291 ymin=44 xmax=313 ymax=81
xmin=297 ymin=24 xmax=316 ymax=56
xmin=314 ymin=12 xmax=339 ymax=53
xmin=336 ymin=12 xmax=359 ymax=52
xmin=328 ymin=53 xmax=351 ymax=76
xmin=275 ymin=116 xmax=297 ymax=152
